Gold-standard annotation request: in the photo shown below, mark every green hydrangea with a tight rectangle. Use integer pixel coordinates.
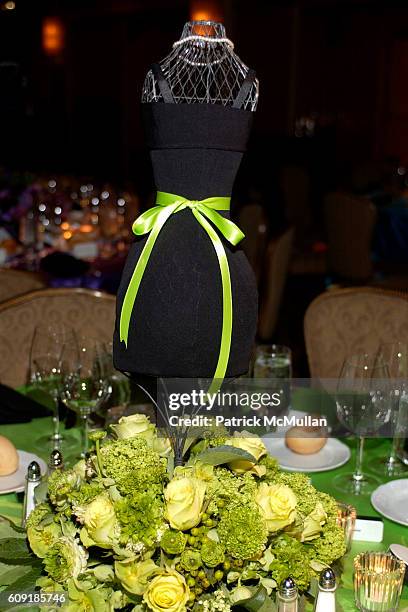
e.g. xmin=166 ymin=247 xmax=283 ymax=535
xmin=180 ymin=548 xmax=202 ymax=571
xmin=258 ymin=456 xmax=279 ymax=482
xmin=218 ymin=505 xmax=267 ymax=560
xmin=47 ymin=469 xmax=81 ymax=511
xmin=310 ymin=520 xmax=346 ymax=566
xmin=71 ymin=480 xmax=104 ymax=510
xmin=99 ymin=438 xmax=167 ymax=495
xmin=115 ymin=489 xmax=164 ymax=548
xmin=268 ymin=534 xmax=312 ymax=592
xmin=201 ymin=539 xmax=225 ymax=568
xmin=26 ymin=502 xmax=53 ymax=529
xmin=210 ymin=467 xmax=258 ymax=509
xmin=160 ymin=529 xmax=187 ymax=555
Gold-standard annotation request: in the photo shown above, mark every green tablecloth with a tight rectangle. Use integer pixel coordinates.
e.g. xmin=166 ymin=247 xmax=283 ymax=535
xmin=1 ymin=418 xmax=407 ymax=611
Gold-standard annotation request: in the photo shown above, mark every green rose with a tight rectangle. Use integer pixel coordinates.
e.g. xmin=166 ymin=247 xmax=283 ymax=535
xmin=27 ymin=503 xmax=62 ymax=559
xmin=201 ymin=539 xmax=225 ymax=568
xmin=44 ymin=537 xmax=88 ymax=583
xmin=255 ymin=483 xmax=297 ymax=532
xmin=152 ymin=436 xmax=172 ymax=457
xmin=225 ymin=432 xmax=267 ymax=476
xmin=164 ymin=477 xmax=206 ymax=531
xmin=64 ymin=579 xmax=110 ymax=612
xmin=81 ymin=494 xmax=119 ymax=549
xmin=143 ymin=570 xmax=189 ymax=612
xmin=180 ymin=549 xmax=202 ymax=571
xmin=301 ymin=502 xmax=327 ymax=542
xmin=160 ymin=529 xmax=187 ymax=555
xmin=115 ymin=558 xmax=159 ymax=595
xmin=110 ymin=414 xmax=156 ymax=441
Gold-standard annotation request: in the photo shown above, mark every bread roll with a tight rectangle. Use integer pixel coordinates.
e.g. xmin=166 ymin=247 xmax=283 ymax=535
xmin=0 ymin=435 xmax=19 ymax=476
xmin=285 ymin=425 xmax=327 ymax=455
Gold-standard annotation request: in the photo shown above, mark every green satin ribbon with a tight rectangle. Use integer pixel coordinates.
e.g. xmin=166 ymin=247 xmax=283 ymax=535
xmin=120 ymin=191 xmax=245 ymax=390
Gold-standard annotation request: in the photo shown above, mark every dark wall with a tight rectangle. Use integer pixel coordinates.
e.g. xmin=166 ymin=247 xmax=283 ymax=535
xmin=2 ymin=1 xmax=408 ymax=182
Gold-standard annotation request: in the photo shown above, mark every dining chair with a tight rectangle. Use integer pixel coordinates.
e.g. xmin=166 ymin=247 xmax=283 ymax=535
xmin=304 ymin=286 xmax=408 ymax=378
xmin=238 ymin=203 xmax=269 ymax=285
xmin=324 ymin=192 xmax=377 ymax=282
xmin=258 ymin=227 xmax=294 ymax=341
xmin=0 ymin=269 xmax=46 ymax=303
xmin=0 ymin=288 xmax=116 ymax=388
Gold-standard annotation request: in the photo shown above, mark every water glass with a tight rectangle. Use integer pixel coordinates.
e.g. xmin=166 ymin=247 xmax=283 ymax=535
xmin=336 ymin=502 xmax=356 ymax=551
xmin=354 ymin=552 xmax=405 ymax=611
xmin=253 ymin=344 xmax=292 ymax=413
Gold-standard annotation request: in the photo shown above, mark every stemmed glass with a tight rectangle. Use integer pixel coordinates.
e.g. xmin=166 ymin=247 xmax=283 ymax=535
xmin=334 ymin=353 xmax=391 ymax=496
xmin=61 ymin=336 xmax=110 ymax=459
xmin=376 ymin=342 xmax=408 ymax=476
xmin=29 ymin=323 xmax=78 ymax=451
xmin=253 ymin=344 xmax=292 ymax=415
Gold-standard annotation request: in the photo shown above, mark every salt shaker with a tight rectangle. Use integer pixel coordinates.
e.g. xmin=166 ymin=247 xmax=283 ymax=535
xmin=22 ymin=461 xmax=41 ymax=527
xmin=48 ymin=449 xmax=64 ymax=474
xmin=313 ymin=568 xmax=337 ymax=612
xmin=277 ymin=577 xmax=298 ymax=612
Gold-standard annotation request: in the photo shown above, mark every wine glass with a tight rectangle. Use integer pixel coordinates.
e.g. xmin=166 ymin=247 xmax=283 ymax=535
xmin=334 ymin=353 xmax=391 ymax=496
xmin=376 ymin=342 xmax=408 ymax=476
xmin=61 ymin=336 xmax=110 ymax=459
xmin=253 ymin=345 xmax=292 ymax=420
xmin=29 ymin=323 xmax=78 ymax=451
xmin=94 ymin=342 xmax=131 ymax=427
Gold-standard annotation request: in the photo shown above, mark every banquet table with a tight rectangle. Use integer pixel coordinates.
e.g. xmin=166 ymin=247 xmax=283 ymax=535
xmin=1 ymin=418 xmax=407 ymax=611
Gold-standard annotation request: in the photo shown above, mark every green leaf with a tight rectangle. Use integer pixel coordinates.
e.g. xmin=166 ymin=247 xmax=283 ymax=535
xmin=0 ymin=516 xmax=26 ymax=536
xmin=232 ymin=585 xmax=272 ymax=612
xmin=0 ymin=538 xmax=34 ymax=564
xmin=0 ymin=564 xmax=33 ymax=587
xmin=0 ymin=565 xmax=43 ymax=611
xmin=34 ymin=481 xmax=48 ymax=505
xmin=195 ymin=445 xmax=256 ymax=466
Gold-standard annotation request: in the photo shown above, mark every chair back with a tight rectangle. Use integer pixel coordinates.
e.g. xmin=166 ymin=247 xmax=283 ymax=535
xmin=324 ymin=192 xmax=376 ymax=281
xmin=304 ymin=287 xmax=408 ymax=377
xmin=258 ymin=227 xmax=294 ymax=340
xmin=0 ymin=269 xmax=45 ymax=303
xmin=0 ymin=288 xmax=116 ymax=388
xmin=238 ymin=203 xmax=269 ymax=284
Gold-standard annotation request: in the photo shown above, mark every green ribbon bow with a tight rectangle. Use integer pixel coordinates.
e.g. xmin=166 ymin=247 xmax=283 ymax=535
xmin=120 ymin=191 xmax=245 ymax=389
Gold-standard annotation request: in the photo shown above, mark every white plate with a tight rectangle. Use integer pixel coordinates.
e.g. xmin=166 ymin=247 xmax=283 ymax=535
xmin=371 ymin=480 xmax=408 ymax=527
xmin=0 ymin=450 xmax=47 ymax=495
xmin=262 ymin=437 xmax=351 ymax=472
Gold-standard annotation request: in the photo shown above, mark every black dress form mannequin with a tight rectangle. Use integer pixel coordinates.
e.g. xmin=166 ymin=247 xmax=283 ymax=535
xmin=113 ymin=38 xmax=258 ymax=382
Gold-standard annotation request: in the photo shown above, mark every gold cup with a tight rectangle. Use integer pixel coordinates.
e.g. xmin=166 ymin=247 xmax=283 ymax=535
xmin=354 ymin=552 xmax=405 ymax=611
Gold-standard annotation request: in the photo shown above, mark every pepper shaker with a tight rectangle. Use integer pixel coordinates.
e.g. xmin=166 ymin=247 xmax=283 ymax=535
xmin=277 ymin=577 xmax=298 ymax=612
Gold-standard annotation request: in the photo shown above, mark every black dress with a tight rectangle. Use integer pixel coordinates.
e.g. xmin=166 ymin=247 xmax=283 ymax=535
xmin=113 ymin=66 xmax=258 ymax=379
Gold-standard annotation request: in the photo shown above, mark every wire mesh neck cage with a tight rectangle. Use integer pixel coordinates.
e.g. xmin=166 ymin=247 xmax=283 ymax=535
xmin=141 ymin=21 xmax=259 ymax=110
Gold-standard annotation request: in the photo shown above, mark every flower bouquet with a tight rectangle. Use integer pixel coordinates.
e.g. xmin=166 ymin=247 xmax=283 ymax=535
xmin=1 ymin=415 xmax=346 ymax=611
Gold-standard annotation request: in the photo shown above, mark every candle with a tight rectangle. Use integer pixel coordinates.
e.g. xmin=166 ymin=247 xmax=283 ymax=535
xmin=354 ymin=552 xmax=405 ymax=611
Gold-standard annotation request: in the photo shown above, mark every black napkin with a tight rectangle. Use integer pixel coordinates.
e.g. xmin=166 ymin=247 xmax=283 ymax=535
xmin=0 ymin=384 xmax=51 ymax=425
